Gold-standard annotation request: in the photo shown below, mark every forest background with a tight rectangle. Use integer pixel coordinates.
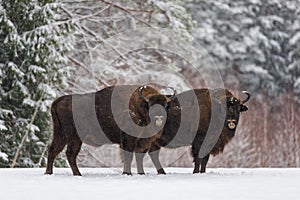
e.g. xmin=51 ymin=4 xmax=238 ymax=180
xmin=1 ymin=0 xmax=300 ymax=168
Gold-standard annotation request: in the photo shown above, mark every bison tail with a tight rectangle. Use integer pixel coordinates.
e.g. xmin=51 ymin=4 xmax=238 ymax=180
xmin=50 ymin=99 xmax=63 ymax=137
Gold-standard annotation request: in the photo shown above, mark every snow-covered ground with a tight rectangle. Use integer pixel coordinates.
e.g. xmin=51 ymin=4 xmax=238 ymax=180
xmin=0 ymin=168 xmax=299 ymax=200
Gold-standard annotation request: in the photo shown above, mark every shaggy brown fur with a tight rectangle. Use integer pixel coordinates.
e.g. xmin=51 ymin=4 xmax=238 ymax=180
xmin=45 ymin=85 xmax=174 ymax=176
xmin=145 ymin=88 xmax=250 ymax=174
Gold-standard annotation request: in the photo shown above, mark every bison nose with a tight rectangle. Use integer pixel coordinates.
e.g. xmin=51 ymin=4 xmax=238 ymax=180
xmin=154 ymin=116 xmax=164 ymax=127
xmin=227 ymin=119 xmax=236 ymax=130
xmin=149 ymin=104 xmax=167 ymax=127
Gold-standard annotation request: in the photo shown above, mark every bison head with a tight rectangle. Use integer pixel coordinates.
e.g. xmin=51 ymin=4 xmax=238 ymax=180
xmin=225 ymin=91 xmax=250 ymax=131
xmin=138 ymin=86 xmax=176 ymax=128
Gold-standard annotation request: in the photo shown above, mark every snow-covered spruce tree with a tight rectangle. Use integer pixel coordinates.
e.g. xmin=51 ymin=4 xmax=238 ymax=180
xmin=185 ymin=0 xmax=300 ymax=97
xmin=184 ymin=0 xmax=300 ymax=167
xmin=0 ymin=0 xmax=72 ymax=167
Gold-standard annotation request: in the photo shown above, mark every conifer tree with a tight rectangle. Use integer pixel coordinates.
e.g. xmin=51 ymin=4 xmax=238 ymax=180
xmin=0 ymin=0 xmax=72 ymax=167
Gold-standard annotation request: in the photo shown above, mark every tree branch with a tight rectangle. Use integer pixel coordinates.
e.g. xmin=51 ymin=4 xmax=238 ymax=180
xmin=99 ymin=0 xmax=154 ymax=27
xmin=68 ymin=56 xmax=110 ymax=87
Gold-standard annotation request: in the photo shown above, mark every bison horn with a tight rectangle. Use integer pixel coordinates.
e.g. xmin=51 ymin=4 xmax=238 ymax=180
xmin=168 ymin=87 xmax=177 ymax=100
xmin=241 ymin=91 xmax=251 ymax=104
xmin=138 ymin=86 xmax=149 ymax=102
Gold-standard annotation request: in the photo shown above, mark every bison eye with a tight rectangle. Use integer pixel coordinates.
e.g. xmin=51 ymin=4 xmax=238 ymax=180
xmin=164 ymin=103 xmax=169 ymax=109
xmin=228 ymin=100 xmax=234 ymax=106
xmin=228 ymin=98 xmax=239 ymax=106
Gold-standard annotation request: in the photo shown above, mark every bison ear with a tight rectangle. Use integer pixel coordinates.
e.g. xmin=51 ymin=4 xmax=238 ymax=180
xmin=141 ymin=101 xmax=149 ymax=109
xmin=240 ymin=104 xmax=248 ymax=112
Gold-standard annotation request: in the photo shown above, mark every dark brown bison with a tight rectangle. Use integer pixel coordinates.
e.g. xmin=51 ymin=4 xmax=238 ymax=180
xmin=140 ymin=88 xmax=250 ymax=174
xmin=45 ymin=85 xmax=175 ymax=176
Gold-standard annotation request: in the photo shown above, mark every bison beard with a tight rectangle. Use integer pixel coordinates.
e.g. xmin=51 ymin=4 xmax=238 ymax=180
xmin=146 ymin=88 xmax=250 ymax=174
xmin=45 ymin=85 xmax=175 ymax=176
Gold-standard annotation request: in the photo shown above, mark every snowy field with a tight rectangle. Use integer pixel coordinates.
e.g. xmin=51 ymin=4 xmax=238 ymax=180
xmin=0 ymin=168 xmax=299 ymax=200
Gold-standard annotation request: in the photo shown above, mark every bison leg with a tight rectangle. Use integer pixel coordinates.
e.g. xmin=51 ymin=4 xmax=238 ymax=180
xmin=200 ymin=154 xmax=210 ymax=173
xmin=149 ymin=147 xmax=165 ymax=175
xmin=66 ymin=137 xmax=82 ymax=176
xmin=122 ymin=150 xmax=133 ymax=175
xmin=192 ymin=143 xmax=201 ymax=174
xmin=193 ymin=157 xmax=201 ymax=174
xmin=135 ymin=152 xmax=146 ymax=175
xmin=45 ymin=131 xmax=67 ymax=175
xmin=120 ymin=133 xmax=135 ymax=175
xmin=193 ymin=154 xmax=210 ymax=174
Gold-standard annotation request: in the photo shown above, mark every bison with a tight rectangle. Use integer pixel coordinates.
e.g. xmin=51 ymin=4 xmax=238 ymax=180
xmin=137 ymin=88 xmax=250 ymax=174
xmin=45 ymin=85 xmax=176 ymax=176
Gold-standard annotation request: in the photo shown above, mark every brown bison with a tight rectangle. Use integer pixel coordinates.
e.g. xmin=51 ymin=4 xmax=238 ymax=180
xmin=138 ymin=88 xmax=250 ymax=174
xmin=45 ymin=85 xmax=176 ymax=176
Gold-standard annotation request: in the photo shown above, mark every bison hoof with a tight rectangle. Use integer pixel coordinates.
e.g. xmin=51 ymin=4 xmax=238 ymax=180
xmin=138 ymin=172 xmax=145 ymax=175
xmin=122 ymin=172 xmax=132 ymax=176
xmin=44 ymin=172 xmax=53 ymax=175
xmin=193 ymin=170 xmax=200 ymax=174
xmin=157 ymin=169 xmax=166 ymax=175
